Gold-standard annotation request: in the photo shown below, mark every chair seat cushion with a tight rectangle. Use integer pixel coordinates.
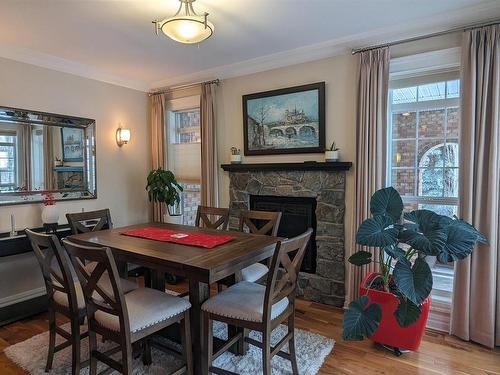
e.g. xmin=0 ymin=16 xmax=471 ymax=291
xmin=240 ymin=263 xmax=269 ymax=282
xmin=95 ymin=288 xmax=191 ymax=333
xmin=201 ymin=281 xmax=289 ymax=322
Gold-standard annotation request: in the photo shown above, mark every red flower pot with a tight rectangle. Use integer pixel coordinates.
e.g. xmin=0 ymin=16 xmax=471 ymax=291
xmin=359 ymin=272 xmax=431 ymax=351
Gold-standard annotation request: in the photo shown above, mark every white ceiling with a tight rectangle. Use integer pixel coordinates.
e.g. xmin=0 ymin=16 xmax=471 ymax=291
xmin=0 ymin=0 xmax=499 ymax=91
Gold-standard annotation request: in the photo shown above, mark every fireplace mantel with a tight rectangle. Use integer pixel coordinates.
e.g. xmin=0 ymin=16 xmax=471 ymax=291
xmin=221 ymin=161 xmax=352 ymax=172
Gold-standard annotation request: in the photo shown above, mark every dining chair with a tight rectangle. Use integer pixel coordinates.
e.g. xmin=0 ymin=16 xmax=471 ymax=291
xmin=26 ymin=229 xmax=139 ymax=374
xmin=201 ymin=228 xmax=312 ymax=375
xmin=195 ymin=206 xmax=230 ymax=230
xmin=63 ymin=239 xmax=193 ymax=375
xmin=26 ymin=229 xmax=88 ymax=375
xmin=238 ymin=209 xmax=282 ymax=283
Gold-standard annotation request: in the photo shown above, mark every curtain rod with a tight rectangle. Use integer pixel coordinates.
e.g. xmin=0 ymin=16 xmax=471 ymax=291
xmin=149 ymin=78 xmax=220 ymax=96
xmin=352 ymin=18 xmax=500 ymax=55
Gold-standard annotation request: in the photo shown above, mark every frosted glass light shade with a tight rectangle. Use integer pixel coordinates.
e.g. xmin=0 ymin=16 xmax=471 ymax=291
xmin=116 ymin=128 xmax=131 ymax=146
xmin=161 ymin=16 xmax=214 ymax=44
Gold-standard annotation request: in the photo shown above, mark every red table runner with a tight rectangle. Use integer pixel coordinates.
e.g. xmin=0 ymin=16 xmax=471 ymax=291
xmin=121 ymin=227 xmax=235 ymax=249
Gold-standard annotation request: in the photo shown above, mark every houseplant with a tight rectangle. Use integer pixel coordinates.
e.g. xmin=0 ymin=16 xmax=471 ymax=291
xmin=343 ymin=187 xmax=487 ymax=353
xmin=41 ymin=192 xmax=59 ymax=224
xmin=325 ymin=142 xmax=340 ymax=161
xmin=146 ymin=168 xmax=183 ymax=223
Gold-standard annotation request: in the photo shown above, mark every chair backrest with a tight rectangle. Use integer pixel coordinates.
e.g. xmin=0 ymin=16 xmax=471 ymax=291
xmin=25 ymin=229 xmax=80 ymax=313
xmin=263 ymin=228 xmax=313 ymax=321
xmin=66 ymin=209 xmax=113 ymax=234
xmin=238 ymin=209 xmax=282 ymax=236
xmin=62 ymin=239 xmax=130 ymax=343
xmin=195 ymin=206 xmax=230 ymax=230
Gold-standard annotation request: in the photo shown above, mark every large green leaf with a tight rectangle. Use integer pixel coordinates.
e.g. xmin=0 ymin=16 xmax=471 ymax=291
xmin=356 ymin=216 xmax=399 ymax=247
xmin=348 ymin=251 xmax=372 ymax=266
xmin=451 ymin=217 xmax=488 ymax=244
xmin=342 ymin=295 xmax=382 ymax=341
xmin=438 ymin=225 xmax=478 ymax=263
xmin=370 ymin=187 xmax=404 ymax=222
xmin=393 ymin=257 xmax=433 ymax=305
xmin=398 ymin=228 xmax=447 ymax=256
xmin=383 ymin=245 xmax=406 ymax=261
xmin=404 ymin=209 xmax=442 ymax=233
xmin=394 ymin=296 xmax=422 ymax=327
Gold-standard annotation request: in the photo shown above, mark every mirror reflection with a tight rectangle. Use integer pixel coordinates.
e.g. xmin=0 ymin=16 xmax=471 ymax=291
xmin=0 ymin=107 xmax=96 ymax=205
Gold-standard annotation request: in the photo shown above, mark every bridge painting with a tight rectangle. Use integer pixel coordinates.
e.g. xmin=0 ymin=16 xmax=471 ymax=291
xmin=243 ymin=83 xmax=325 ymax=155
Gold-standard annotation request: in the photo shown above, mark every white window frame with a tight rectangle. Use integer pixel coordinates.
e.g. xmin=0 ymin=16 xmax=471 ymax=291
xmin=0 ymin=130 xmax=18 ymax=190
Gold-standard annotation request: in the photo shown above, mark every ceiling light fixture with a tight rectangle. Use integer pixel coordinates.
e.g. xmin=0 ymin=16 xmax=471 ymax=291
xmin=153 ymin=0 xmax=214 ymax=44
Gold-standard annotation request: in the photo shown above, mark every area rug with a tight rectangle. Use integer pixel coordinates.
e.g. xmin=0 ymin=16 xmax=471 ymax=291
xmin=4 ymin=322 xmax=334 ymax=375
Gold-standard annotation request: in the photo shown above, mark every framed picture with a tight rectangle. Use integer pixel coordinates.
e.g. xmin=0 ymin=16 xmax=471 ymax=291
xmin=242 ymin=82 xmax=325 ymax=155
xmin=61 ymin=127 xmax=84 ymax=162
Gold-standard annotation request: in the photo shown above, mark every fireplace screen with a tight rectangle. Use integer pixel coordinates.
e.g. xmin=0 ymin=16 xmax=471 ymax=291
xmin=250 ymin=195 xmax=317 ymax=273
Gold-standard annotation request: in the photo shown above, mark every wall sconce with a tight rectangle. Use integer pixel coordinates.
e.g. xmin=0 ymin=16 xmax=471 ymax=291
xmin=116 ymin=127 xmax=131 ymax=147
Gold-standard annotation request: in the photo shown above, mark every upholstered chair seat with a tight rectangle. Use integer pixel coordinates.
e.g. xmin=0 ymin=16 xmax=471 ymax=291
xmin=95 ymin=287 xmax=191 ymax=333
xmin=202 ymin=281 xmax=289 ymax=322
xmin=240 ymin=263 xmax=269 ymax=283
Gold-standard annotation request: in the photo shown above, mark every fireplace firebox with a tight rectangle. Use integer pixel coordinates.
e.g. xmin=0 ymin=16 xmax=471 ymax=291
xmin=250 ymin=195 xmax=317 ymax=273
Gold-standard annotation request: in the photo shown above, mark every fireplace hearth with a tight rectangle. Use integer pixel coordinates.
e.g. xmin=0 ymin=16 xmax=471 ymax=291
xmin=223 ymin=162 xmax=351 ymax=307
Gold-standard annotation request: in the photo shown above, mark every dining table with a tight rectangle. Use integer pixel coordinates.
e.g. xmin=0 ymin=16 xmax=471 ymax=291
xmin=68 ymin=221 xmax=280 ymax=375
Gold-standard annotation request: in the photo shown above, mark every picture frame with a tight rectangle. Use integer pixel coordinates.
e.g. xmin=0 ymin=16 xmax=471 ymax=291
xmin=61 ymin=127 xmax=84 ymax=162
xmin=242 ymin=82 xmax=325 ymax=156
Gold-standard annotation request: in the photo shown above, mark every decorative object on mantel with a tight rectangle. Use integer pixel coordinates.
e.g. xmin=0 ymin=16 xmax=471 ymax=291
xmin=153 ymin=0 xmax=215 ymax=44
xmin=230 ymin=147 xmax=242 ymax=164
xmin=55 ymin=157 xmax=63 ymax=167
xmin=41 ymin=192 xmax=59 ymax=224
xmin=243 ymin=82 xmax=325 ymax=156
xmin=325 ymin=141 xmax=340 ymax=162
xmin=146 ymin=168 xmax=184 ymax=224
xmin=343 ymin=187 xmax=487 ymax=354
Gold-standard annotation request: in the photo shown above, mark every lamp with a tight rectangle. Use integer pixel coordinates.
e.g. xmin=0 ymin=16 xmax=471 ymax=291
xmin=153 ymin=0 xmax=214 ymax=44
xmin=116 ymin=127 xmax=131 ymax=147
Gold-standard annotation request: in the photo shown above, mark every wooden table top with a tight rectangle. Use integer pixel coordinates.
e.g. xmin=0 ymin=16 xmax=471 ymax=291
xmin=68 ymin=222 xmax=281 ymax=283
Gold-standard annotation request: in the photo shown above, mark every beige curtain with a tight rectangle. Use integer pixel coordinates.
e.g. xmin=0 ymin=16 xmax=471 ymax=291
xmin=347 ymin=47 xmax=390 ymax=303
xmin=20 ymin=123 xmax=32 ymax=190
xmin=43 ymin=126 xmax=54 ymax=190
xmin=200 ymin=82 xmax=218 ymax=207
xmin=451 ymin=25 xmax=500 ymax=348
xmin=150 ymin=93 xmax=167 ymax=222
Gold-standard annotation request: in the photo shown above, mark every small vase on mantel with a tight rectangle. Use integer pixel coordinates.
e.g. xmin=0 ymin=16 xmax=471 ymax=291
xmin=325 ymin=141 xmax=340 ymax=162
xmin=41 ymin=192 xmax=59 ymax=224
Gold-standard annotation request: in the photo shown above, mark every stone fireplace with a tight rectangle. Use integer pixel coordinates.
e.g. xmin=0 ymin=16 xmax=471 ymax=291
xmin=222 ymin=161 xmax=351 ymax=307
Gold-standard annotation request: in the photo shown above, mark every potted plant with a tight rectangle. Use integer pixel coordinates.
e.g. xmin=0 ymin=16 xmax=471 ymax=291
xmin=343 ymin=187 xmax=487 ymax=354
xmin=325 ymin=142 xmax=340 ymax=161
xmin=230 ymin=147 xmax=242 ymax=164
xmin=146 ymin=168 xmax=184 ymax=224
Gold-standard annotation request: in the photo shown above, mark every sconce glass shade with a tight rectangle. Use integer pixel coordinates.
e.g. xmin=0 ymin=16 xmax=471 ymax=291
xmin=116 ymin=128 xmax=131 ymax=147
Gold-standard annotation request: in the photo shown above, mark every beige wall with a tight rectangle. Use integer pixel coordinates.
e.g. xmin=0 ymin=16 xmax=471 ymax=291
xmin=216 ymin=52 xmax=359 ymax=249
xmin=0 ymin=57 xmax=149 ymax=232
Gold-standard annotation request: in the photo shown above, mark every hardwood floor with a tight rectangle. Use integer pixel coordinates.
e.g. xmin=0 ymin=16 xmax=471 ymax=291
xmin=1 ymin=280 xmax=499 ymax=375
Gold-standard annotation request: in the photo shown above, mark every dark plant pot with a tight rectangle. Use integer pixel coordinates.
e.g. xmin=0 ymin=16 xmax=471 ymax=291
xmin=360 ymin=272 xmax=431 ymax=351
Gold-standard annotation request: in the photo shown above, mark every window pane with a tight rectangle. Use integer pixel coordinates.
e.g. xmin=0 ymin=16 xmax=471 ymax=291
xmin=419 ymin=203 xmax=458 ymax=217
xmin=392 ymin=87 xmax=417 ymax=104
xmin=392 ymin=140 xmax=415 ymax=167
xmin=419 ymin=141 xmax=445 ymax=168
xmin=418 ymin=82 xmax=446 ymax=101
xmin=419 ymin=168 xmax=443 ymax=197
xmin=173 ymin=109 xmax=200 ymax=144
xmin=418 ymin=109 xmax=445 ymax=138
xmin=446 ymin=79 xmax=460 ymax=99
xmin=444 ymin=142 xmax=459 ymax=167
xmin=444 ymin=168 xmax=459 ymax=198
xmin=392 ymin=111 xmax=416 ymax=139
xmin=0 ymin=171 xmax=14 ymax=184
xmin=391 ymin=168 xmax=415 ymax=196
xmin=446 ymin=107 xmax=460 ymax=138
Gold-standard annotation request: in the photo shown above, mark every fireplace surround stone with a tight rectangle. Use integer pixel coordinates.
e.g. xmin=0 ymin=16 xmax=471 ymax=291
xmin=225 ymin=166 xmax=349 ymax=307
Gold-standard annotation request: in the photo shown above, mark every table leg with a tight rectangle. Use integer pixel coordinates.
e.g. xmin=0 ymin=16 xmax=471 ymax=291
xmin=189 ymin=280 xmax=210 ymax=375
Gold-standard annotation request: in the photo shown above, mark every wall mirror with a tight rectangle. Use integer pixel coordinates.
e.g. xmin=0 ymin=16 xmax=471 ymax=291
xmin=0 ymin=106 xmax=96 ymax=206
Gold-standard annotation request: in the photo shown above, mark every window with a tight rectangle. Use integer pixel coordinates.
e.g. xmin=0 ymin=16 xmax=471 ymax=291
xmin=170 ymin=108 xmax=200 ymax=144
xmin=388 ymin=75 xmax=460 ymax=216
xmin=0 ymin=132 xmax=17 ymax=191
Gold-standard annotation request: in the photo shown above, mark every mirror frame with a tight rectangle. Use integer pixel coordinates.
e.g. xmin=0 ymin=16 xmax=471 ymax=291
xmin=0 ymin=105 xmax=97 ymax=206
